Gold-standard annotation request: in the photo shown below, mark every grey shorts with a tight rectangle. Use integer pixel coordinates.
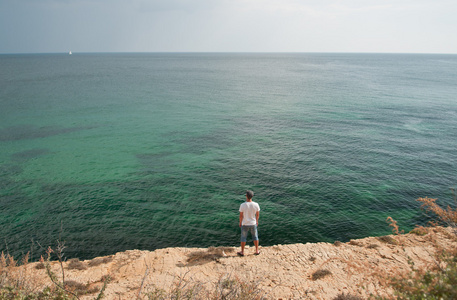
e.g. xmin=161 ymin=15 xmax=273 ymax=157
xmin=240 ymin=225 xmax=258 ymax=242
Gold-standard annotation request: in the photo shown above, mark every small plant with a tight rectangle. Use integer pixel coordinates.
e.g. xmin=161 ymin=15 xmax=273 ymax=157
xmin=374 ymin=189 xmax=457 ymax=299
xmin=386 ymin=249 xmax=457 ymax=300
xmin=0 ymin=251 xmax=40 ymax=297
xmin=146 ymin=284 xmax=167 ymax=300
xmin=213 ymin=274 xmax=267 ymax=300
xmin=376 ymin=236 xmax=397 ymax=245
xmin=409 ymin=225 xmax=429 ymax=236
xmin=418 ymin=194 xmax=457 ymax=234
xmin=65 ymin=280 xmax=99 ymax=296
xmin=366 ymin=244 xmax=379 ymax=249
xmin=333 ymin=293 xmax=364 ymax=300
xmin=145 ymin=272 xmax=205 ymax=300
xmin=1 ymin=222 xmax=110 ymax=300
xmin=311 ymin=269 xmax=332 ymax=280
xmin=35 ymin=261 xmax=46 ymax=269
xmin=43 ymin=247 xmax=81 ymax=299
xmin=386 ymin=216 xmax=404 ymax=235
xmin=88 ymin=256 xmax=113 ymax=267
xmin=67 ymin=258 xmax=88 ymax=270
xmin=0 ymin=251 xmax=74 ymax=299
xmin=144 ymin=272 xmax=269 ymax=300
xmin=309 ymin=256 xmax=316 ymax=262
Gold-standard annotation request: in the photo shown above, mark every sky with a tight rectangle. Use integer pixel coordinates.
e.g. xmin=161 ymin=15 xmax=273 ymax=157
xmin=1 ymin=0 xmax=456 ymax=54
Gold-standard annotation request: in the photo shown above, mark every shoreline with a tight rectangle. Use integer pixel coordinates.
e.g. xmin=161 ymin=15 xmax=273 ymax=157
xmin=10 ymin=226 xmax=456 ymax=299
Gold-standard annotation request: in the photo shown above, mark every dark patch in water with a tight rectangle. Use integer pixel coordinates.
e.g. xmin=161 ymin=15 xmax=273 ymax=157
xmin=0 ymin=164 xmax=23 ymax=177
xmin=171 ymin=129 xmax=235 ymax=154
xmin=0 ymin=124 xmax=96 ymax=141
xmin=136 ymin=153 xmax=171 ymax=162
xmin=135 ymin=153 xmax=175 ymax=174
xmin=0 ymin=178 xmax=16 ymax=191
xmin=11 ymin=148 xmax=51 ymax=162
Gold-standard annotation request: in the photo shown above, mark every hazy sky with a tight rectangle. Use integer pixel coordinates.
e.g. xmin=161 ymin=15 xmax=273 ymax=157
xmin=1 ymin=0 xmax=456 ymax=54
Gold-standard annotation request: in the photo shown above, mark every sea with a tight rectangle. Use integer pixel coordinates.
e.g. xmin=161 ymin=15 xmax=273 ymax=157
xmin=1 ymin=53 xmax=456 ymax=260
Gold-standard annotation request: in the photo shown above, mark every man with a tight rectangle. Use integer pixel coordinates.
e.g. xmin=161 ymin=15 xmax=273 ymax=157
xmin=238 ymin=190 xmax=260 ymax=256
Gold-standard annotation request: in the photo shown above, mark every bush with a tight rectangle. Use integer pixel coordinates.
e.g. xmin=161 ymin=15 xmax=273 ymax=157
xmin=0 ymin=251 xmax=75 ymax=299
xmin=378 ymin=189 xmax=457 ymax=299
xmin=388 ymin=251 xmax=457 ymax=299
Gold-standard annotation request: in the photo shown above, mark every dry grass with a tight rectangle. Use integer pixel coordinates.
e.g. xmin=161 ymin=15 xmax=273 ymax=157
xmin=88 ymin=256 xmax=114 ymax=267
xmin=65 ymin=280 xmax=99 ymax=295
xmin=409 ymin=225 xmax=429 ymax=236
xmin=42 ymin=245 xmax=111 ymax=300
xmin=386 ymin=216 xmax=404 ymax=235
xmin=417 ymin=196 xmax=457 ymax=227
xmin=376 ymin=236 xmax=397 ymax=245
xmin=366 ymin=243 xmax=380 ymax=249
xmin=144 ymin=272 xmax=270 ymax=300
xmin=67 ymin=258 xmax=88 ymax=270
xmin=0 ymin=252 xmax=37 ymax=295
xmin=333 ymin=293 xmax=364 ymax=300
xmin=1 ymin=233 xmax=112 ymax=300
xmin=212 ymin=273 xmax=269 ymax=300
xmin=373 ymin=190 xmax=457 ymax=299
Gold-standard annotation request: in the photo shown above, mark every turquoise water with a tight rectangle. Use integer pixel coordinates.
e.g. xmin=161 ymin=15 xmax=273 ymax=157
xmin=1 ymin=53 xmax=456 ymax=260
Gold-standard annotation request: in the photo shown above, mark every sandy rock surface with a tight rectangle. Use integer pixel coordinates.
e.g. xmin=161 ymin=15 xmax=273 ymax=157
xmin=19 ymin=227 xmax=456 ymax=299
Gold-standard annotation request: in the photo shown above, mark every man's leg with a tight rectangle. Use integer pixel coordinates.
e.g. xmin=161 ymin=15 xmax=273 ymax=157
xmin=240 ymin=242 xmax=246 ymax=255
xmin=252 ymin=226 xmax=260 ymax=254
xmin=239 ymin=226 xmax=248 ymax=256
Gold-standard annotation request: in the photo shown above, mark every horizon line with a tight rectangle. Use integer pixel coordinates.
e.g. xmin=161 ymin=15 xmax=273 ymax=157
xmin=1 ymin=51 xmax=456 ymax=56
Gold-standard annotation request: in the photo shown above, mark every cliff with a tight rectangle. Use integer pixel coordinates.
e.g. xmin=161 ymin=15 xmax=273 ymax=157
xmin=10 ymin=227 xmax=457 ymax=299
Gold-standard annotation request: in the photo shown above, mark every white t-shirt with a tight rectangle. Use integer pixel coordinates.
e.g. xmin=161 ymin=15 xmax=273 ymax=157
xmin=239 ymin=201 xmax=260 ymax=226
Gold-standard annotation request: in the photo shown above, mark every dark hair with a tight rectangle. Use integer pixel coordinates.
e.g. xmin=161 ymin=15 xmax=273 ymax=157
xmin=246 ymin=190 xmax=254 ymax=199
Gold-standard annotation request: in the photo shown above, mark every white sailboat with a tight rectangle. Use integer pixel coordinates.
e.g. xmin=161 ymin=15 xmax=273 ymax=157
xmin=69 ymin=51 xmax=72 ymax=55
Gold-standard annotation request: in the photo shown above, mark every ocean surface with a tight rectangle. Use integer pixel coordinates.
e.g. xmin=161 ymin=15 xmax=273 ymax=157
xmin=1 ymin=53 xmax=456 ymax=260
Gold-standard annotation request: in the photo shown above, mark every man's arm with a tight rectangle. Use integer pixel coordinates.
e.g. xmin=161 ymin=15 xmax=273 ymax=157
xmin=256 ymin=211 xmax=259 ymax=226
xmin=239 ymin=212 xmax=244 ymax=227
